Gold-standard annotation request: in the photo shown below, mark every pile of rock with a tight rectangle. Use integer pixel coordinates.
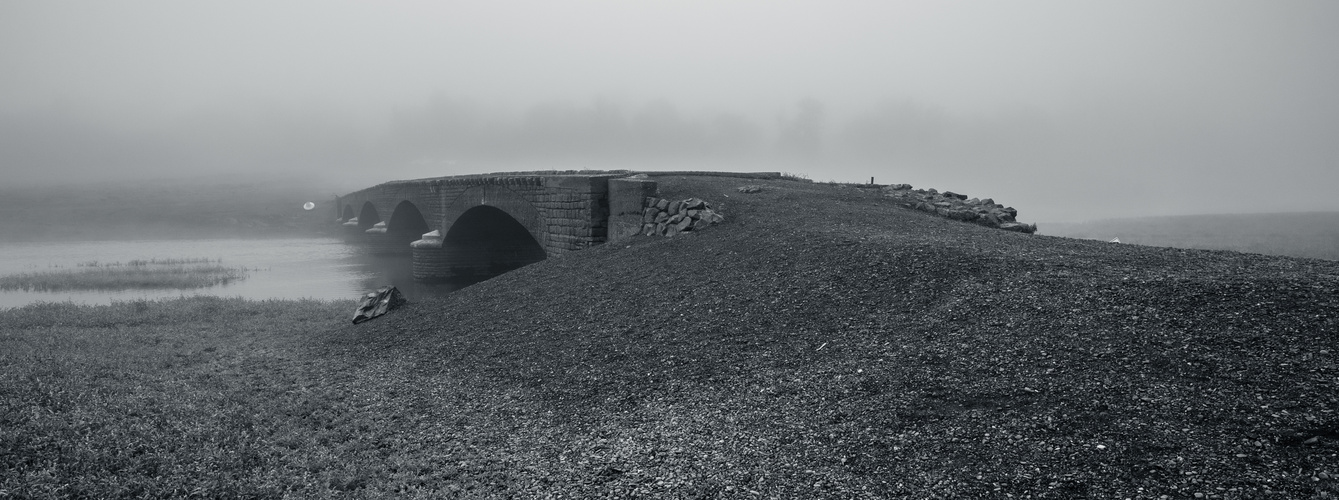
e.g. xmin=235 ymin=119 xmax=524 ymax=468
xmin=641 ymin=197 xmax=725 ymax=237
xmin=883 ymin=185 xmax=1036 ymax=233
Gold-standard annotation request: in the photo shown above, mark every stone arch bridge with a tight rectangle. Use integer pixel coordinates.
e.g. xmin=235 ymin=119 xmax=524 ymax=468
xmin=335 ymin=171 xmax=660 ymax=280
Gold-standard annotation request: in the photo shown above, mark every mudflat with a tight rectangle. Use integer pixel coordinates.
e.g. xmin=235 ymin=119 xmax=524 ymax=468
xmin=3 ymin=175 xmax=1336 ymax=498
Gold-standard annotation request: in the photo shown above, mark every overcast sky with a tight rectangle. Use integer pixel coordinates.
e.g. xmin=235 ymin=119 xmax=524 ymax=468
xmin=2 ymin=1 xmax=1336 ymax=221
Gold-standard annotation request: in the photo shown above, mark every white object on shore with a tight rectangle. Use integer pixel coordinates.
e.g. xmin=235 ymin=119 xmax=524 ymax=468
xmin=303 ymin=201 xmax=316 ymax=210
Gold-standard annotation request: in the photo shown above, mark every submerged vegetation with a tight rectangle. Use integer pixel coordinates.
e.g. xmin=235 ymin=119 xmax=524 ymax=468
xmin=0 ymin=258 xmax=249 ymax=292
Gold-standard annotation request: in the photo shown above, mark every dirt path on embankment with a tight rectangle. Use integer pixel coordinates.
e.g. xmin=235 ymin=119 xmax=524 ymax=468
xmin=332 ymin=175 xmax=1339 ymax=498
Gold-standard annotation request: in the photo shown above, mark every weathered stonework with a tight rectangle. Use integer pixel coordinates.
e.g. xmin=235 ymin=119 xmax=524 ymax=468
xmin=338 ymin=171 xmax=716 ymax=280
xmin=338 ymin=171 xmax=1028 ymax=283
xmin=337 ymin=173 xmax=627 ymax=260
xmin=607 ymin=177 xmax=660 ymax=241
xmin=881 ymin=184 xmax=1037 ymax=233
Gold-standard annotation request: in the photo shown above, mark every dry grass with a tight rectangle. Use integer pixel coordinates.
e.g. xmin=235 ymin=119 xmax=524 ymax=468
xmin=0 ymin=259 xmax=248 ymax=292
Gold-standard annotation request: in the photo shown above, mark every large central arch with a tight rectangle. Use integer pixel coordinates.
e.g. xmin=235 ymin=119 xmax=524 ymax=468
xmin=440 ymin=205 xmax=547 ymax=277
xmin=442 ymin=184 xmax=546 ymax=253
xmin=433 ymin=185 xmax=548 ymax=278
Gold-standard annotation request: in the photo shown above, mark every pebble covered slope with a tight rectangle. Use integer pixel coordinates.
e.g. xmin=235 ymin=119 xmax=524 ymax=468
xmin=336 ymin=175 xmax=1339 ymax=498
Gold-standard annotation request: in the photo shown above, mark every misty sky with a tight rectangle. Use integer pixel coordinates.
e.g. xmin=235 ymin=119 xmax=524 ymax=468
xmin=2 ymin=1 xmax=1337 ymax=222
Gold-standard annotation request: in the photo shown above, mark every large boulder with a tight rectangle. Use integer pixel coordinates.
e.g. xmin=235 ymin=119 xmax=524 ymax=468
xmin=352 ymin=286 xmax=406 ymax=324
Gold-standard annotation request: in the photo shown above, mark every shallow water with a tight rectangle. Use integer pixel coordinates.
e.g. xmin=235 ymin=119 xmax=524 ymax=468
xmin=0 ymin=237 xmax=465 ymax=309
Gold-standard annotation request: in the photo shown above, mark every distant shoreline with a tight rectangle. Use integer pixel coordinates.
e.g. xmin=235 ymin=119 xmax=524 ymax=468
xmin=1040 ymin=211 xmax=1339 ymax=261
xmin=0 ymin=179 xmax=340 ymax=243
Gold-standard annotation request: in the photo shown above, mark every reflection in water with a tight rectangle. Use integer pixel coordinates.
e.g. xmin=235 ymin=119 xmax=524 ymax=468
xmin=343 ymin=243 xmax=483 ymax=302
xmin=0 ymin=238 xmax=481 ymax=309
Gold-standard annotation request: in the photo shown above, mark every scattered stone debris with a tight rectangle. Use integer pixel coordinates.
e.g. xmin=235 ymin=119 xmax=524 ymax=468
xmin=640 ymin=197 xmax=725 ymax=237
xmin=881 ymin=184 xmax=1037 ymax=233
xmin=352 ymin=286 xmax=406 ymax=324
xmin=737 ymin=185 xmax=764 ymax=194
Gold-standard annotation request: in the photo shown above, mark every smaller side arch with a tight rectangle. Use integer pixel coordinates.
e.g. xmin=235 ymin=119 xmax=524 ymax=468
xmin=387 ymin=200 xmax=431 ymax=240
xmin=341 ymin=205 xmax=356 ymax=221
xmin=358 ymin=202 xmax=381 ymax=230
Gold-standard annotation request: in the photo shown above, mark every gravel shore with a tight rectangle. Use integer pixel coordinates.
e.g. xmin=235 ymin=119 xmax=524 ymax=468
xmin=332 ymin=175 xmax=1338 ymax=498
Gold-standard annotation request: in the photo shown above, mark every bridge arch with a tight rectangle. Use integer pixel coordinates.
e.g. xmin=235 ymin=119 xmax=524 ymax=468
xmin=441 ymin=205 xmax=547 ymax=276
xmin=434 ymin=184 xmax=549 ymax=278
xmin=358 ymin=202 xmax=381 ymax=230
xmin=387 ymin=200 xmax=430 ymax=239
xmin=443 ymin=184 xmax=546 ymax=252
xmin=338 ymin=172 xmax=651 ymax=281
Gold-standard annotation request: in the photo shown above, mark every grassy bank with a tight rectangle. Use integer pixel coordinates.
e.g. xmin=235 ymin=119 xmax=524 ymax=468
xmin=0 ymin=258 xmax=249 ymax=292
xmin=3 ymin=175 xmax=1338 ymax=498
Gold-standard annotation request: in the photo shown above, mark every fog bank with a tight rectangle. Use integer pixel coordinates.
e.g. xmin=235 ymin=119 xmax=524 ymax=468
xmin=3 ymin=1 xmax=1336 ymax=221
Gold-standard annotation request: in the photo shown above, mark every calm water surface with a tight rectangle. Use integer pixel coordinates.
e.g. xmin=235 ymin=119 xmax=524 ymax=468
xmin=0 ymin=237 xmax=465 ymax=309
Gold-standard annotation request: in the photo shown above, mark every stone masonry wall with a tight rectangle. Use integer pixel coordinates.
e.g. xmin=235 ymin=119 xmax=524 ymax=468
xmin=608 ymin=177 xmax=660 ymax=240
xmin=537 ymin=175 xmax=617 ymax=253
xmin=339 ymin=172 xmax=1035 ymax=284
xmin=339 ymin=173 xmax=624 ymax=258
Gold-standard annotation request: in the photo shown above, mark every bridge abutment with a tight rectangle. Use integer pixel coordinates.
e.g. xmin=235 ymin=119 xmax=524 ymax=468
xmin=608 ymin=177 xmax=659 ymax=240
